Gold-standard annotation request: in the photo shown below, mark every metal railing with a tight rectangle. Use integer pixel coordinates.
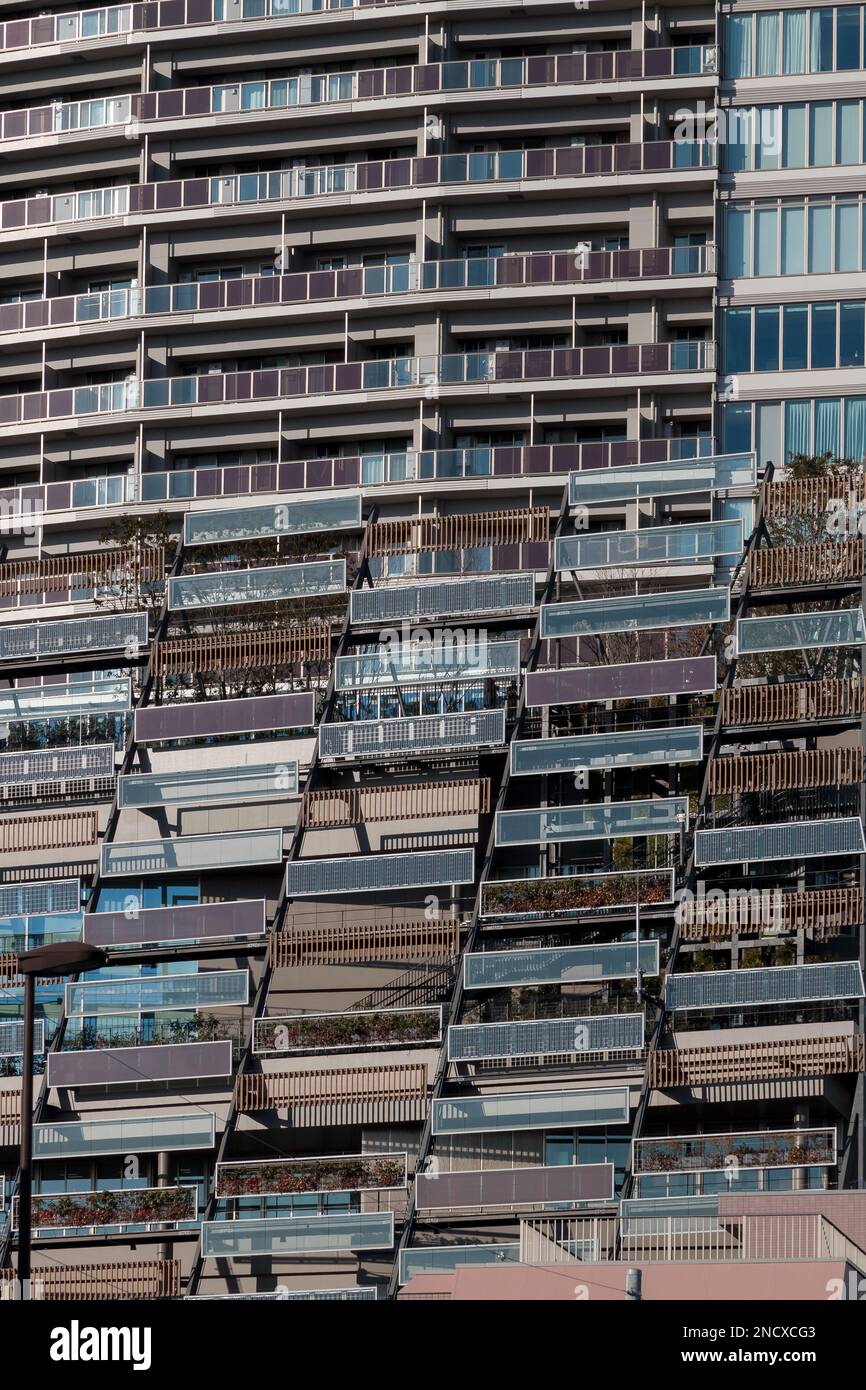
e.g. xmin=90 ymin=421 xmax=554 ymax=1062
xmin=0 ymin=343 xmax=715 ymax=430
xmin=0 ymin=142 xmax=716 ymax=236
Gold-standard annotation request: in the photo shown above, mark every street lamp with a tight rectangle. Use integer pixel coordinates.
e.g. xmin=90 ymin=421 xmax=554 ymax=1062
xmin=15 ymin=942 xmax=108 ymax=1301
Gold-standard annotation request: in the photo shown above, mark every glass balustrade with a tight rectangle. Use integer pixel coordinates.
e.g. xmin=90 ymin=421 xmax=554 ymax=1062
xmin=463 ymin=940 xmax=659 ymax=990
xmin=350 ymin=575 xmax=534 ymax=624
xmin=555 ymin=519 xmax=743 ymax=571
xmin=168 ymin=558 xmax=345 ymax=610
xmin=665 ymin=961 xmax=864 ymax=1010
xmin=118 ymin=761 xmax=298 ymax=807
xmin=47 ymin=1040 xmax=233 ymax=1088
xmin=568 ymin=453 xmax=755 ymax=506
xmin=540 ymin=588 xmax=729 ymax=639
xmin=0 ymin=880 xmax=80 ymax=917
xmin=33 ymin=1113 xmax=215 ymax=1159
xmin=447 ymin=1012 xmax=645 ymax=1062
xmin=201 ymin=1212 xmax=394 ymax=1257
xmin=335 ymin=639 xmax=520 ymax=690
xmin=135 ymin=692 xmax=314 ymax=743
xmin=183 ymin=493 xmax=361 ymax=546
xmin=526 ymin=656 xmax=717 ymax=707
xmin=100 ymin=828 xmax=284 ymax=877
xmin=319 ymin=709 xmax=506 ymax=760
xmin=436 ymin=1088 xmax=625 ymax=1137
xmin=0 ymin=613 xmax=148 ymax=662
xmin=0 ymin=743 xmax=115 ymax=786
xmin=695 ymin=817 xmax=866 ymax=867
xmin=735 ymin=609 xmax=866 ymax=655
xmin=496 ymin=796 xmax=689 ymax=846
xmin=511 ymin=727 xmax=703 ymax=776
xmin=0 ymin=679 xmax=131 ymax=722
xmin=66 ymin=969 xmax=249 ymax=1016
xmin=282 ymin=848 xmax=474 ymax=896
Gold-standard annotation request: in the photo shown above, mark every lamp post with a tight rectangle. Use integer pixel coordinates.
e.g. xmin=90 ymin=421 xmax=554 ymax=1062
xmin=15 ymin=942 xmax=108 ymax=1301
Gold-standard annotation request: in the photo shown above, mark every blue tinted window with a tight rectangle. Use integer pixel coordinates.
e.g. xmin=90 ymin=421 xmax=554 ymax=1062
xmin=755 ymin=305 xmax=780 ymax=369
xmin=841 ymin=300 xmax=866 ymax=365
xmin=724 ymin=308 xmax=752 ymax=371
xmin=783 ymin=304 xmax=808 ymax=369
xmin=811 ymin=302 xmax=837 ymax=367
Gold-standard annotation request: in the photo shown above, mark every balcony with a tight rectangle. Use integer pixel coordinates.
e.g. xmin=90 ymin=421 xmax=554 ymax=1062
xmin=568 ymin=453 xmax=756 ymax=507
xmin=118 ymin=761 xmax=299 ymax=808
xmin=0 ymin=144 xmax=716 ymax=243
xmin=255 ymin=1005 xmax=441 ymax=1055
xmin=495 ymin=797 xmax=689 ymax=847
xmin=300 ymin=778 xmax=489 ymax=827
xmin=234 ymin=1061 xmax=427 ymax=1121
xmin=748 ymin=542 xmax=864 ymax=590
xmin=370 ymin=507 xmax=549 ymax=557
xmin=1 ymin=1019 xmax=46 ymax=1057
xmin=0 ymin=678 xmax=131 ymax=723
xmin=215 ymin=1152 xmax=407 ymax=1198
xmin=762 ymin=475 xmax=866 ymax=519
xmin=735 ymin=609 xmax=866 ymax=656
xmin=184 ymin=493 xmax=361 ymax=546
xmin=399 ymin=1243 xmax=521 ymax=1283
xmin=318 ymin=709 xmax=506 ymax=761
xmin=709 ymin=748 xmax=863 ymax=795
xmin=19 ymin=1185 xmax=198 ymax=1235
xmin=335 ymin=639 xmax=521 ymax=691
xmin=269 ymin=913 xmax=461 ymax=966
xmin=1 ymin=247 xmax=717 ymax=346
xmin=540 ymin=587 xmax=729 ymax=640
xmin=634 ymin=1127 xmax=837 ymax=1177
xmin=511 ymin=726 xmax=703 ymax=776
xmin=666 ymin=961 xmax=865 ymax=1011
xmin=153 ymin=623 xmax=332 ymax=677
xmin=555 ymin=520 xmax=743 ymax=572
xmin=0 ymin=879 xmax=79 ymax=917
xmin=47 ymin=1039 xmax=233 ymax=1087
xmin=432 ymin=1085 xmax=631 ymax=1136
xmin=350 ymin=575 xmax=534 ymax=626
xmin=0 ymin=547 xmax=163 ymax=609
xmin=526 ymin=656 xmax=718 ymax=708
xmin=66 ymin=969 xmax=250 ymax=1016
xmin=201 ymin=1211 xmax=394 ymax=1258
xmin=33 ymin=1113 xmax=215 ymax=1158
xmin=481 ymin=869 xmax=675 ymax=920
xmin=694 ymin=817 xmax=866 ymax=867
xmin=649 ymin=1034 xmax=866 ymax=1088
xmin=678 ymin=887 xmax=863 ymax=941
xmin=0 ymin=48 xmax=718 ymax=147
xmin=1 ymin=1259 xmax=181 ymax=1301
xmin=84 ymin=898 xmax=266 ymax=948
xmin=463 ymin=940 xmax=659 ymax=991
xmin=721 ymin=678 xmax=866 ymax=727
xmin=415 ymin=1161 xmax=614 ymax=1212
xmin=134 ymin=691 xmax=315 ymax=743
xmin=447 ymin=1012 xmax=645 ymax=1063
xmin=0 ymin=809 xmax=99 ymax=854
xmin=0 ymin=612 xmax=148 ymax=665
xmin=0 ymin=743 xmax=115 ymax=802
xmin=0 ymin=345 xmax=716 ymax=436
xmin=281 ymin=848 xmax=475 ymax=897
xmin=100 ymin=828 xmax=284 ymax=877
xmin=167 ymin=558 xmax=346 ymax=611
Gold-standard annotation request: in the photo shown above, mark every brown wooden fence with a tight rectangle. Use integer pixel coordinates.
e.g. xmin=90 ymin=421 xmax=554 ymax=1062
xmin=300 ymin=777 xmax=490 ymax=827
xmin=153 ymin=621 xmax=332 ymax=676
xmin=761 ymin=476 xmax=866 ymax=517
xmin=236 ymin=1062 xmax=427 ymax=1112
xmin=0 ymin=547 xmax=164 ymax=597
xmin=270 ymin=914 xmax=462 ymax=966
xmin=649 ymin=1034 xmax=866 ymax=1088
xmin=721 ymin=678 xmax=866 ymax=726
xmin=748 ymin=540 xmax=864 ymax=587
xmin=709 ymin=747 xmax=863 ymax=794
xmin=0 ymin=809 xmax=99 ymax=853
xmin=678 ymin=886 xmax=863 ymax=940
xmin=367 ymin=506 xmax=549 ymax=556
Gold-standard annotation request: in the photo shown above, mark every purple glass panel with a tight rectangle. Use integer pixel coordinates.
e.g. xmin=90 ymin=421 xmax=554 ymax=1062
xmin=356 ymin=163 xmax=382 ymax=192
xmin=416 ymin=1162 xmax=613 ymax=1210
xmin=137 ymin=94 xmax=157 ymax=120
xmin=306 ymin=458 xmax=334 ymax=489
xmin=616 ymin=50 xmax=644 ymax=80
xmin=523 ymin=445 xmax=552 ymax=475
xmin=48 ymin=1041 xmax=232 ymax=1088
xmin=281 ymin=367 xmax=305 ymax=398
xmin=198 ymin=374 xmax=226 ymax=403
xmin=612 ymin=345 xmax=642 ymax=374
xmin=384 ymin=158 xmax=412 ymax=189
xmin=639 ymin=439 xmax=669 ymax=463
xmin=556 ymin=54 xmax=584 ymax=82
xmin=413 ymin=65 xmax=440 ymax=93
xmin=333 ymin=456 xmax=360 ymax=487
xmin=199 ymin=280 xmax=224 ymax=311
xmin=309 ymin=270 xmax=336 ymax=301
xmin=642 ymin=344 xmax=670 ymax=373
xmin=584 ymin=145 xmax=613 ymax=176
xmin=615 ymin=144 xmax=644 ymax=173
xmin=6 ymin=20 xmax=32 ymax=48
xmin=187 ymin=0 xmax=213 ymax=21
xmin=4 ymin=110 xmax=27 ymax=139
xmin=334 ymin=362 xmax=363 ymax=392
xmin=160 ymin=0 xmax=184 ymax=25
xmin=280 ymin=272 xmax=307 ymax=302
xmin=182 ymin=178 xmax=208 ymax=208
xmin=413 ymin=156 xmax=439 ymax=184
xmin=523 ymin=349 xmax=551 ymax=380
xmin=389 ymin=66 xmax=412 ymax=95
xmin=581 ymin=347 xmax=609 ymax=376
xmin=492 ymin=447 xmax=521 ymax=477
xmin=130 ymin=184 xmax=155 ymax=213
xmin=0 ymin=305 xmax=20 ymax=334
xmin=157 ymin=89 xmax=184 ymax=118
xmin=306 ymin=364 xmax=333 ymax=396
xmin=84 ymin=899 xmax=266 ymax=947
xmin=643 ymin=248 xmax=669 ymax=276
xmin=643 ymin=142 xmax=671 ymax=171
xmin=585 ymin=51 xmax=614 ymax=82
xmin=279 ymin=462 xmax=305 ymax=490
xmin=336 ymin=267 xmax=363 ymax=298
xmin=2 ymin=201 xmax=26 ymax=230
xmin=526 ymin=55 xmax=555 ymax=83
xmin=644 ymin=48 xmax=673 ymax=77
xmin=195 ymin=468 xmax=220 ymax=497
xmin=45 ymin=482 xmax=71 ymax=511
xmin=184 ymin=87 xmax=211 ymax=116
xmin=251 ymin=463 xmax=277 ymax=492
xmin=526 ymin=656 xmax=717 ymax=707
xmin=155 ymin=182 xmax=183 ymax=210
xmin=0 ymin=397 xmax=19 ymax=424
xmin=135 ymin=691 xmax=315 ymax=742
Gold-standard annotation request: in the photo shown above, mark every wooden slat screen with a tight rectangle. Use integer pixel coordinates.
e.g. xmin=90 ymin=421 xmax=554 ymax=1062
xmin=270 ymin=916 xmax=462 ymax=966
xmin=678 ymin=886 xmax=863 ymax=940
xmin=762 ymin=476 xmax=866 ymax=517
xmin=153 ymin=622 xmax=332 ymax=676
xmin=649 ymin=1034 xmax=866 ymax=1088
xmin=0 ymin=953 xmax=60 ymax=986
xmin=300 ymin=777 xmax=490 ymax=827
xmin=236 ymin=1062 xmax=427 ymax=1111
xmin=709 ymin=747 xmax=863 ymax=794
xmin=367 ymin=507 xmax=550 ymax=556
xmin=0 ymin=548 xmax=164 ymax=597
xmin=30 ymin=1260 xmax=180 ymax=1300
xmin=721 ymin=678 xmax=866 ymax=726
xmin=0 ymin=809 xmax=98 ymax=853
xmin=749 ymin=540 xmax=864 ymax=588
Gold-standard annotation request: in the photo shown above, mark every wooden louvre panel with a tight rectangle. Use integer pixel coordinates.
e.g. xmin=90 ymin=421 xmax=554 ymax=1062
xmin=153 ymin=622 xmax=332 ymax=676
xmin=270 ymin=915 xmax=461 ymax=966
xmin=709 ymin=747 xmax=863 ymax=794
xmin=236 ymin=1062 xmax=427 ymax=1111
xmin=0 ymin=547 xmax=164 ymax=597
xmin=0 ymin=953 xmax=61 ymax=986
xmin=649 ymin=1034 xmax=866 ymax=1088
xmin=30 ymin=1260 xmax=180 ymax=1300
xmin=367 ymin=506 xmax=550 ymax=556
xmin=300 ymin=777 xmax=491 ymax=827
xmin=678 ymin=886 xmax=864 ymax=940
xmin=748 ymin=540 xmax=865 ymax=588
xmin=762 ymin=475 xmax=866 ymax=518
xmin=721 ymin=678 xmax=866 ymax=726
xmin=0 ymin=809 xmax=98 ymax=852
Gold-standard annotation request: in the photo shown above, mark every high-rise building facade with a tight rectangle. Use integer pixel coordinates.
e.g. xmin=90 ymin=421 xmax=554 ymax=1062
xmin=0 ymin=0 xmax=864 ymax=1303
